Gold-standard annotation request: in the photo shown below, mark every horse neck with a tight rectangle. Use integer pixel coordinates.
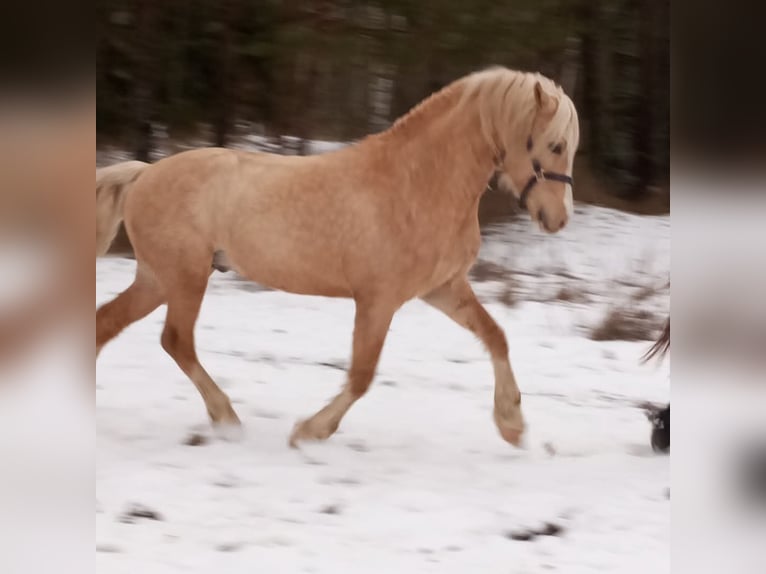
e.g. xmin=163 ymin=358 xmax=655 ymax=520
xmin=376 ymin=88 xmax=496 ymax=202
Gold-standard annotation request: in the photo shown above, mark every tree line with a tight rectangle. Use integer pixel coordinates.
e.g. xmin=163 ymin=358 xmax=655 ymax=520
xmin=97 ymin=0 xmax=668 ymax=199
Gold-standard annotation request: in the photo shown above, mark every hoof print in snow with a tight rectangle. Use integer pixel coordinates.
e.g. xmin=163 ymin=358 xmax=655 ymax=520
xmin=507 ymin=530 xmax=536 ymax=541
xmin=119 ymin=504 xmax=163 ymax=523
xmin=543 ymin=442 xmax=557 ymax=456
xmin=216 ymin=542 xmax=243 ymax=552
xmin=539 ymin=522 xmax=564 ymax=537
xmin=317 ymin=360 xmax=347 ymax=371
xmin=96 ymin=543 xmax=122 ymax=553
xmin=184 ymin=432 xmax=208 ymax=446
xmin=346 ymin=441 xmax=369 ymax=453
xmin=213 ymin=474 xmax=239 ymax=488
xmin=506 ymin=522 xmax=564 ymax=542
xmin=320 ymin=475 xmax=361 ymax=486
xmin=319 ymin=504 xmax=342 ymax=515
xmin=251 ymin=409 xmax=281 ymax=420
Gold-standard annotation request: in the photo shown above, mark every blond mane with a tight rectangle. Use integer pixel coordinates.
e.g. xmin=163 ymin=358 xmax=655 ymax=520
xmin=460 ymin=67 xmax=579 ymax=162
xmin=375 ymin=67 xmax=578 ymax=162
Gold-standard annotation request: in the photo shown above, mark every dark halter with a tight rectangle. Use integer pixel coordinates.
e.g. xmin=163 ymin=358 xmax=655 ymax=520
xmin=518 ymin=160 xmax=574 ymax=210
xmin=494 ymin=136 xmax=574 ymax=211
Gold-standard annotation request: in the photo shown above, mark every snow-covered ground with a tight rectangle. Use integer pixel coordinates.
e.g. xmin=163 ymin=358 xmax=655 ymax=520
xmin=96 ymin=205 xmax=669 ymax=573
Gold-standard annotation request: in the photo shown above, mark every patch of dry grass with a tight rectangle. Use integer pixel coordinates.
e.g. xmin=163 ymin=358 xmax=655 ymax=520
xmin=469 ymin=259 xmax=519 ymax=307
xmin=497 ymin=284 xmax=517 ymax=307
xmin=469 ymin=259 xmax=511 ymax=283
xmin=631 ymin=280 xmax=669 ymax=303
xmin=554 ymin=286 xmax=590 ymax=304
xmin=590 ymin=306 xmax=663 ymax=341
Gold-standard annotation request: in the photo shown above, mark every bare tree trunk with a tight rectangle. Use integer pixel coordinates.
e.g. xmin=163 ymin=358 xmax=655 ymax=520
xmin=214 ymin=0 xmax=235 ymax=148
xmin=580 ymin=4 xmax=600 ymax=165
xmin=559 ymin=37 xmax=580 ymax=99
xmin=133 ymin=0 xmax=156 ymax=162
xmin=580 ymin=0 xmax=611 ymax=173
xmin=368 ymin=63 xmax=395 ymax=133
xmin=634 ymin=0 xmax=657 ymax=196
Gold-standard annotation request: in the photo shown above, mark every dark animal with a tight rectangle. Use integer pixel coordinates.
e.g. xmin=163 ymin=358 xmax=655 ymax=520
xmin=642 ymin=318 xmax=670 ymax=453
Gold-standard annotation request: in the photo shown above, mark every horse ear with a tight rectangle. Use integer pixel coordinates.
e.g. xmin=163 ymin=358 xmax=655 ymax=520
xmin=534 ymin=81 xmax=557 ymax=115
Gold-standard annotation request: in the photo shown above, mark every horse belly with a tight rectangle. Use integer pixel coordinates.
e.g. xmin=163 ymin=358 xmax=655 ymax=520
xmin=223 ymin=239 xmax=352 ymax=297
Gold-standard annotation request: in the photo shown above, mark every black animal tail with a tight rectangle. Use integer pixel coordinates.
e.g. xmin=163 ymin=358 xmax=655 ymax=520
xmin=642 ymin=318 xmax=669 ymax=363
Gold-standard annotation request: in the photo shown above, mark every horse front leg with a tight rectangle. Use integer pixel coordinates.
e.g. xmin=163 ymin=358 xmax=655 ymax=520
xmin=289 ymin=298 xmax=395 ymax=446
xmin=422 ymin=276 xmax=524 ymax=446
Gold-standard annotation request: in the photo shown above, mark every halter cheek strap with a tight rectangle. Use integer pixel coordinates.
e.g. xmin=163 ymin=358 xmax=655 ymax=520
xmin=518 ymin=162 xmax=574 ymax=210
xmin=517 ymin=136 xmax=574 ymax=210
xmin=489 ymin=140 xmax=574 ymax=211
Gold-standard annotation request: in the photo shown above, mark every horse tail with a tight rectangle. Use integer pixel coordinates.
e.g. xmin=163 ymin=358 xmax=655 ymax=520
xmin=642 ymin=317 xmax=670 ymax=363
xmin=96 ymin=160 xmax=148 ymax=256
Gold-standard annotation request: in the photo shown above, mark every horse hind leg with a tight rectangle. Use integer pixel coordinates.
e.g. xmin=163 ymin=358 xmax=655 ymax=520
xmin=159 ymin=269 xmax=241 ymax=432
xmin=97 ymin=265 xmax=164 ymax=356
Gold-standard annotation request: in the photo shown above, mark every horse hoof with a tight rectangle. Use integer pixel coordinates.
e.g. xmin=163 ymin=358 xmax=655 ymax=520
xmin=498 ymin=424 xmax=525 ymax=447
xmin=211 ymin=408 xmax=243 ymax=442
xmin=494 ymin=408 xmax=525 ymax=447
xmin=288 ymin=418 xmax=334 ymax=448
xmin=289 ymin=420 xmax=310 ymax=448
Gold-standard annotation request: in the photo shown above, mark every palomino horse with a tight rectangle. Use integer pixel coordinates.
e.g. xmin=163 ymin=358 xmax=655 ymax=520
xmin=96 ymin=67 xmax=579 ymax=447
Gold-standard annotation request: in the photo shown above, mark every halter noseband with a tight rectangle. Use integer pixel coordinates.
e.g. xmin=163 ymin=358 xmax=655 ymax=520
xmin=493 ymin=136 xmax=574 ymax=211
xmin=518 ymin=159 xmax=574 ymax=210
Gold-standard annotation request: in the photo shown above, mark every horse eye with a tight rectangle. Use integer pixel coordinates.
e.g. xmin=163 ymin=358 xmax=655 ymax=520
xmin=526 ymin=137 xmax=533 ymax=151
xmin=550 ymin=143 xmax=563 ymax=155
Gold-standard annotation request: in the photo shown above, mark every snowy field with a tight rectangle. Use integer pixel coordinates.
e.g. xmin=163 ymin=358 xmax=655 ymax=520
xmin=96 ymin=204 xmax=669 ymax=573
